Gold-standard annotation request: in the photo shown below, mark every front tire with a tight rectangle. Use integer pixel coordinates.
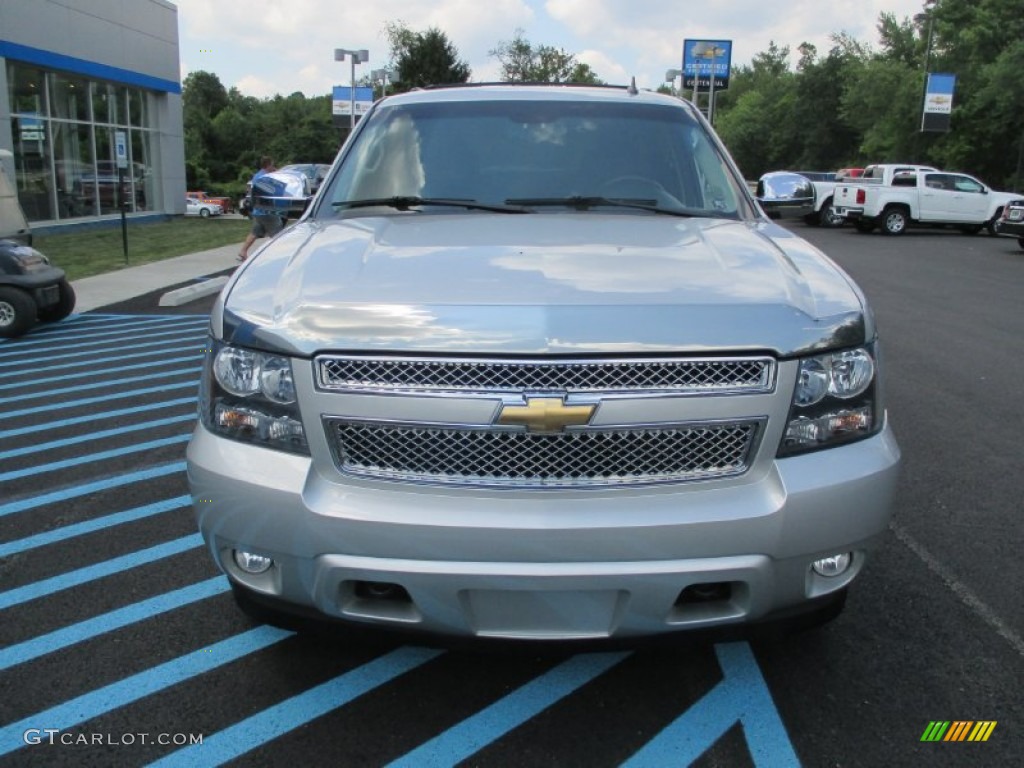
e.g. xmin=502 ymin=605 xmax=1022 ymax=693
xmin=199 ymin=208 xmax=211 ymax=218
xmin=37 ymin=278 xmax=76 ymax=323
xmin=0 ymin=286 xmax=37 ymax=338
xmin=881 ymin=206 xmax=908 ymax=235
xmin=986 ymin=211 xmax=1002 ymax=236
xmin=1018 ymin=236 xmax=1024 ymax=251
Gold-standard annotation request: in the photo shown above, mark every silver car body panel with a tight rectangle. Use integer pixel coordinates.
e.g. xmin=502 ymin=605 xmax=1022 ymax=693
xmin=215 ymin=216 xmax=870 ymax=359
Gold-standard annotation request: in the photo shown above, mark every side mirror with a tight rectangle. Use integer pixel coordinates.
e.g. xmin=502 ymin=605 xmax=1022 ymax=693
xmin=755 ymin=172 xmax=816 ymax=220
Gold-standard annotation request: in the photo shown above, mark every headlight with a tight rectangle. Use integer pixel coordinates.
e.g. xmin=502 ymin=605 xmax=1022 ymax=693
xmin=201 ymin=340 xmax=308 ymax=454
xmin=9 ymin=245 xmax=51 ymax=272
xmin=779 ymin=344 xmax=881 ymax=456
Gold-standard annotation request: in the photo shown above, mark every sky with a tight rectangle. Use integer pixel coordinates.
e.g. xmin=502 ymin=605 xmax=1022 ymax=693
xmin=172 ymin=0 xmax=929 ymax=99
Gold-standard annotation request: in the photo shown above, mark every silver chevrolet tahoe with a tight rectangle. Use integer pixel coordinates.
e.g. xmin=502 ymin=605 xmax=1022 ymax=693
xmin=187 ymin=83 xmax=900 ymax=641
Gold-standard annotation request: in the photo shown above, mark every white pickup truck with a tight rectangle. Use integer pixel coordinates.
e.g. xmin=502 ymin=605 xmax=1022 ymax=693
xmin=834 ymin=165 xmax=1015 ymax=235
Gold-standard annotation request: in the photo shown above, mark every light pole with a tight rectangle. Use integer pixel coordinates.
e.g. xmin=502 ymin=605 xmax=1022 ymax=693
xmin=664 ymin=68 xmax=682 ymax=98
xmin=334 ymin=48 xmax=369 ymax=130
xmin=915 ymin=0 xmax=938 ymax=132
xmin=370 ymin=68 xmax=393 ymax=100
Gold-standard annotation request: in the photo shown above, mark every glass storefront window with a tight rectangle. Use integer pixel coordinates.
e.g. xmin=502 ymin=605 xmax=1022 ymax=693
xmin=8 ymin=117 xmax=56 ymax=222
xmin=90 ymin=82 xmax=130 ymax=126
xmin=129 ymin=88 xmax=149 ymax=127
xmin=6 ymin=62 xmax=46 ymax=115
xmin=92 ymin=126 xmax=122 ymax=215
xmin=5 ymin=61 xmax=160 ymax=222
xmin=51 ymin=121 xmax=96 ymax=217
xmin=91 ymin=83 xmax=115 ymax=125
xmin=51 ymin=72 xmax=91 ymax=122
xmin=130 ymin=129 xmax=155 ymax=211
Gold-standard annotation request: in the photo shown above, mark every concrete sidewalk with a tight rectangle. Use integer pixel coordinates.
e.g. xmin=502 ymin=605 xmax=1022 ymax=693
xmin=70 ymin=243 xmax=240 ymax=312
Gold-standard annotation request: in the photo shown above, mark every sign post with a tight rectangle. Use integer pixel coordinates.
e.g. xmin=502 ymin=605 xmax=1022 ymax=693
xmin=114 ymin=130 xmax=129 ymax=264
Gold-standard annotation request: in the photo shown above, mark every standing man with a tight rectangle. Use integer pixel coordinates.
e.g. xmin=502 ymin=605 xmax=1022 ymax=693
xmin=238 ymin=156 xmax=283 ymax=262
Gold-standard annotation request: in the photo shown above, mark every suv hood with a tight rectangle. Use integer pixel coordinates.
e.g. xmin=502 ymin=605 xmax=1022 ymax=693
xmin=219 ymin=214 xmax=869 ymax=357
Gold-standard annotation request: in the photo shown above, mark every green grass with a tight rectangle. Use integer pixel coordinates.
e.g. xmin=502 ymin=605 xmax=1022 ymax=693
xmin=34 ymin=216 xmax=251 ymax=281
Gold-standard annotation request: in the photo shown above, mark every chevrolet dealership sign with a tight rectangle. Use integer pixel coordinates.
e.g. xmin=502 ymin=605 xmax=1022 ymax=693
xmin=921 ymin=73 xmax=956 ymax=132
xmin=683 ymin=39 xmax=732 ymax=90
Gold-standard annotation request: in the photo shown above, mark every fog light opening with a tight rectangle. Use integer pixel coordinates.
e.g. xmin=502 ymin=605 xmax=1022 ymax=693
xmin=812 ymin=552 xmax=852 ymax=577
xmin=676 ymin=582 xmax=732 ymax=606
xmin=354 ymin=581 xmax=411 ymax=604
xmin=233 ymin=549 xmax=274 ymax=574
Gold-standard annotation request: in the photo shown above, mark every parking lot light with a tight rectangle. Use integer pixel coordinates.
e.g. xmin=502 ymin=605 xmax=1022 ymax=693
xmin=334 ymin=47 xmax=370 ymax=130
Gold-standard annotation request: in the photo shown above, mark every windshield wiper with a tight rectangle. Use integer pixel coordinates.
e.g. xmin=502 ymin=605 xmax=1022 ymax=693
xmin=507 ymin=196 xmax=698 ymax=217
xmin=333 ymin=196 xmax=530 ymax=213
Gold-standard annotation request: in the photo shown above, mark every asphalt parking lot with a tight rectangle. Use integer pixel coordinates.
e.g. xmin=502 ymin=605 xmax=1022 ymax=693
xmin=1 ymin=223 xmax=1021 ymax=766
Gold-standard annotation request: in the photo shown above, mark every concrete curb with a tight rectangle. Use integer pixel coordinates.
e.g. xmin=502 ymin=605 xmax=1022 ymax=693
xmin=158 ymin=275 xmax=230 ymax=306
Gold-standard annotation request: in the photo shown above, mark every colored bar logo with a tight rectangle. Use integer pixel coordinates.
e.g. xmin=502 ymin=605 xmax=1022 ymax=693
xmin=921 ymin=721 xmax=997 ymax=742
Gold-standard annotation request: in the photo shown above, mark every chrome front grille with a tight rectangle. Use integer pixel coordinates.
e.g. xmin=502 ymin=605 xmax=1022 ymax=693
xmin=316 ymin=355 xmax=774 ymax=394
xmin=325 ymin=419 xmax=761 ymax=488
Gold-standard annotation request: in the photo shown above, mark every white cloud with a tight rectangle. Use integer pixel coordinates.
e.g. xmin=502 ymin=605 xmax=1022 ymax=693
xmin=174 ymin=0 xmax=928 ymax=97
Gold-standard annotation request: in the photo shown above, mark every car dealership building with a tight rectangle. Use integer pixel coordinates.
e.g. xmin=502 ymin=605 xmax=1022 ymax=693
xmin=0 ymin=0 xmax=185 ymax=228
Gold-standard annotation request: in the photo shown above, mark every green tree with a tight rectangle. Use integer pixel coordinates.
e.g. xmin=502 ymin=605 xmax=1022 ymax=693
xmin=840 ymin=57 xmax=924 ymax=162
xmin=790 ymin=40 xmax=865 ymax=169
xmin=384 ymin=23 xmax=471 ymax=92
xmin=182 ymin=71 xmax=230 ymax=187
xmin=489 ymin=30 xmax=601 ymax=84
xmin=923 ymin=0 xmax=1024 ymax=185
xmin=713 ymin=42 xmax=798 ymax=177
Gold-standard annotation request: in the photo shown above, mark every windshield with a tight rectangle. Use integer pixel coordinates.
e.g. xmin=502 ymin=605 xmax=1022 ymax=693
xmin=318 ymin=98 xmax=749 ymax=219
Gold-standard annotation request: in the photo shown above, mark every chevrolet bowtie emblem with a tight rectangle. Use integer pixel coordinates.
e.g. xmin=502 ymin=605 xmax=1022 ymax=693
xmin=496 ymin=397 xmax=596 ymax=434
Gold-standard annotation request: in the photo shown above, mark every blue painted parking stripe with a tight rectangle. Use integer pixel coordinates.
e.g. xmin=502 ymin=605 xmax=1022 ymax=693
xmin=0 ymin=433 xmax=191 ymax=482
xmin=0 ymin=355 xmax=201 ymax=391
xmin=0 ymin=397 xmax=196 ymax=439
xmin=151 ymin=646 xmax=446 ymax=767
xmin=0 ymin=315 xmax=207 ymax=349
xmin=25 ymin=313 xmax=201 ymax=334
xmin=0 ymin=334 xmax=206 ymax=369
xmin=0 ymin=576 xmax=228 ymax=671
xmin=0 ymin=625 xmax=292 ymax=758
xmin=0 ymin=381 xmax=197 ymax=420
xmin=0 ymin=495 xmax=191 ymax=557
xmin=7 ymin=347 xmax=205 ymax=377
xmin=387 ymin=652 xmax=631 ymax=768
xmin=0 ymin=325 xmax=207 ymax=358
xmin=0 ymin=533 xmax=202 ymax=609
xmin=0 ymin=367 xmax=201 ymax=405
xmin=0 ymin=460 xmax=185 ymax=518
xmin=0 ymin=414 xmax=195 ymax=460
xmin=622 ymin=642 xmax=800 ymax=768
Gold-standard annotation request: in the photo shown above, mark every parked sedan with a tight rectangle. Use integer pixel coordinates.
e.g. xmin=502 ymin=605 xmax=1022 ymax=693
xmin=185 ymin=198 xmax=222 ymax=218
xmin=994 ymin=198 xmax=1024 ymax=250
xmin=188 ymin=190 xmax=233 ymax=213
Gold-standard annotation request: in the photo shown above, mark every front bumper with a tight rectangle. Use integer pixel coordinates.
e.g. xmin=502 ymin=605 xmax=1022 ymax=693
xmin=187 ymin=422 xmax=900 ymax=640
xmin=2 ymin=266 xmax=66 ymax=308
xmin=994 ymin=218 xmax=1024 ymax=238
